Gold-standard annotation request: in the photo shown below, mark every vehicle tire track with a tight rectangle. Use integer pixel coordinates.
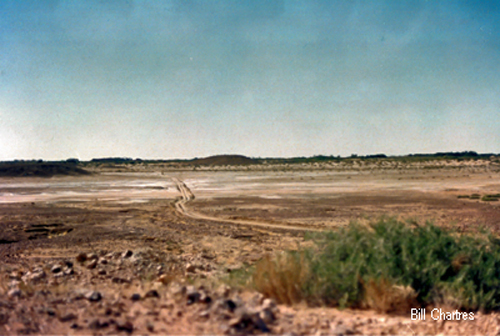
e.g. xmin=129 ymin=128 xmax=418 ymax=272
xmin=172 ymin=177 xmax=322 ymax=232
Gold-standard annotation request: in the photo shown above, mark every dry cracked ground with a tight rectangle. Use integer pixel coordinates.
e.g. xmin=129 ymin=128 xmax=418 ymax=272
xmin=1 ymin=159 xmax=500 ymax=335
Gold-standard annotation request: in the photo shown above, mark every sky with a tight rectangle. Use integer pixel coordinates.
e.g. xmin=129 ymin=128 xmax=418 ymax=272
xmin=1 ymin=0 xmax=499 ymax=160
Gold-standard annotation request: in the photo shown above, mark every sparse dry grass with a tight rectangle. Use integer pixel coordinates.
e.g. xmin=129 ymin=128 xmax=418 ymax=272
xmin=252 ymin=252 xmax=309 ymax=305
xmin=361 ymin=278 xmax=418 ymax=314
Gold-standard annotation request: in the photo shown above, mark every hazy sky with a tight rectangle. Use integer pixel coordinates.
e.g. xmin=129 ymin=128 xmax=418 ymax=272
xmin=1 ymin=0 xmax=499 ymax=160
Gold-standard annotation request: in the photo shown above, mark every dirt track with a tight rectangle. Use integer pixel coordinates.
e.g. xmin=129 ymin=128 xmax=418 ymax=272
xmin=172 ymin=177 xmax=322 ymax=232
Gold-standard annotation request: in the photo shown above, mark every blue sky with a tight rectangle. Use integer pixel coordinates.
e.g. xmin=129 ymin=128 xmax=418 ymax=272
xmin=1 ymin=0 xmax=499 ymax=160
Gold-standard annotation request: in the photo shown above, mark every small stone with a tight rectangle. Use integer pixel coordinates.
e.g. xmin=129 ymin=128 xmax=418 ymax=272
xmin=252 ymin=315 xmax=271 ymax=333
xmin=9 ymin=271 xmax=21 ymax=280
xmin=229 ymin=312 xmax=253 ymax=331
xmin=46 ymin=308 xmax=56 ymax=316
xmin=65 ymin=260 xmax=74 ymax=268
xmin=156 ymin=274 xmax=171 ymax=285
xmin=259 ymin=308 xmax=275 ymax=324
xmin=216 ymin=284 xmax=231 ymax=298
xmin=7 ymin=288 xmax=22 ymax=298
xmin=116 ymin=320 xmax=134 ymax=333
xmin=76 ymin=252 xmax=87 ymax=263
xmin=169 ymin=283 xmax=186 ymax=297
xmin=224 ymin=299 xmax=237 ymax=312
xmin=112 ymin=277 xmax=131 ymax=284
xmin=146 ymin=321 xmax=154 ymax=332
xmin=331 ymin=325 xmax=356 ymax=335
xmin=89 ymin=318 xmax=108 ymax=329
xmin=8 ymin=280 xmax=20 ymax=288
xmin=251 ymin=292 xmax=265 ymax=306
xmin=186 ymin=287 xmax=200 ymax=305
xmin=85 ymin=291 xmax=102 ymax=302
xmin=98 ymin=269 xmax=107 ymax=275
xmin=185 ymin=263 xmax=196 ymax=273
xmin=51 ymin=265 xmax=62 ymax=274
xmin=86 ymin=259 xmax=97 ymax=269
xmin=70 ymin=323 xmax=79 ymax=329
xmin=122 ymin=250 xmax=133 ymax=259
xmin=99 ymin=258 xmax=108 ymax=265
xmin=63 ymin=267 xmax=74 ymax=276
xmin=145 ymin=290 xmax=159 ymax=298
xmin=262 ymin=298 xmax=277 ymax=311
xmin=22 ymin=270 xmax=46 ymax=283
xmin=201 ymin=294 xmax=212 ymax=304
xmin=87 ymin=253 xmax=98 ymax=260
xmin=130 ymin=293 xmax=141 ymax=301
xmin=59 ymin=313 xmax=77 ymax=322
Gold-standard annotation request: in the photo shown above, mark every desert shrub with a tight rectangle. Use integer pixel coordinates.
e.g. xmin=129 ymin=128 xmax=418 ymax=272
xmin=482 ymin=194 xmax=500 ymax=202
xmin=251 ymin=218 xmax=500 ymax=312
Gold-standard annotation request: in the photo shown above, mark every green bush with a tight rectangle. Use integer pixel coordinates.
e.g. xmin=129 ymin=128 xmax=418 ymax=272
xmin=253 ymin=218 xmax=500 ymax=312
xmin=482 ymin=195 xmax=500 ymax=202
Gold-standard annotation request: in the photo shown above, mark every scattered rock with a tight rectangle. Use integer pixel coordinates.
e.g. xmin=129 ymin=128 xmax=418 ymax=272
xmin=59 ymin=313 xmax=77 ymax=322
xmin=87 ymin=253 xmax=98 ymax=260
xmin=85 ymin=290 xmax=102 ymax=302
xmin=229 ymin=311 xmax=270 ymax=333
xmin=259 ymin=308 xmax=275 ymax=324
xmin=331 ymin=324 xmax=356 ymax=335
xmin=8 ymin=280 xmax=20 ymax=289
xmin=186 ymin=288 xmax=200 ymax=305
xmin=224 ymin=299 xmax=237 ymax=312
xmin=51 ymin=265 xmax=62 ymax=274
xmin=112 ymin=276 xmax=131 ymax=284
xmin=86 ymin=259 xmax=98 ymax=269
xmin=156 ymin=274 xmax=171 ymax=285
xmin=7 ymin=288 xmax=22 ymax=298
xmin=122 ymin=250 xmax=133 ymax=259
xmin=169 ymin=283 xmax=186 ymax=297
xmin=251 ymin=292 xmax=265 ymax=306
xmin=89 ymin=318 xmax=109 ymax=329
xmin=116 ymin=319 xmax=134 ymax=333
xmin=185 ymin=263 xmax=196 ymax=273
xmin=9 ymin=271 xmax=21 ymax=280
xmin=22 ymin=269 xmax=46 ymax=283
xmin=0 ymin=310 xmax=10 ymax=325
xmin=200 ymin=292 xmax=212 ymax=304
xmin=76 ymin=252 xmax=87 ymax=263
xmin=130 ymin=293 xmax=141 ymax=301
xmin=262 ymin=298 xmax=277 ymax=311
xmin=105 ymin=252 xmax=116 ymax=259
xmin=63 ymin=267 xmax=74 ymax=276
xmin=145 ymin=289 xmax=159 ymax=298
xmin=216 ymin=284 xmax=231 ymax=298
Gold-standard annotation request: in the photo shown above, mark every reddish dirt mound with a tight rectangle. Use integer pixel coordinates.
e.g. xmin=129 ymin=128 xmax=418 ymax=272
xmin=189 ymin=155 xmax=259 ymax=166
